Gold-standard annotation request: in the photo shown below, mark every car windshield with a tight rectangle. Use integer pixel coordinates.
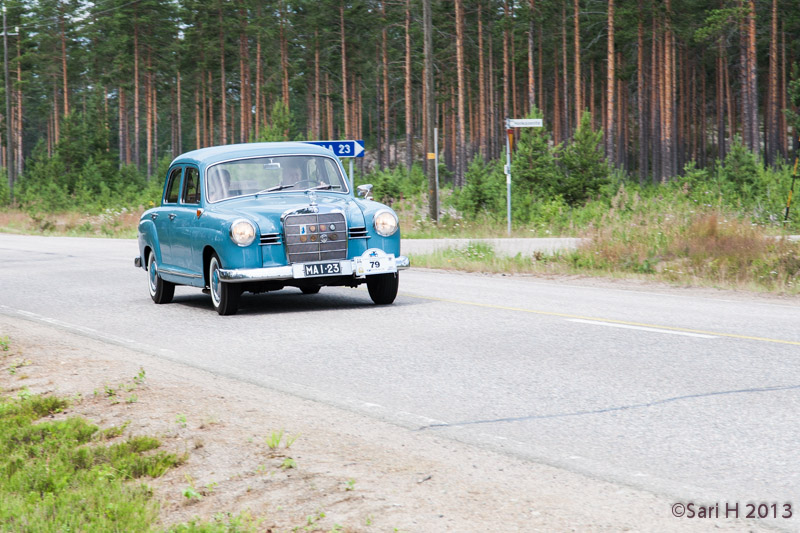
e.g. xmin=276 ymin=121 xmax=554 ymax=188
xmin=206 ymin=155 xmax=348 ymax=202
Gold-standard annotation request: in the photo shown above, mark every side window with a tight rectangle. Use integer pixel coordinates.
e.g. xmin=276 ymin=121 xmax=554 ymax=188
xmin=164 ymin=167 xmax=182 ymax=204
xmin=182 ymin=167 xmax=200 ymax=204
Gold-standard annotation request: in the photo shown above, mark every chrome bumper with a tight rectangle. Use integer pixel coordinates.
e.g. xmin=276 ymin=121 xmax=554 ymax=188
xmin=218 ymin=255 xmax=410 ymax=283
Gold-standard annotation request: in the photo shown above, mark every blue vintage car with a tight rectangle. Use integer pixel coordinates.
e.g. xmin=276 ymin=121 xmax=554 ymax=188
xmin=135 ymin=142 xmax=409 ymax=315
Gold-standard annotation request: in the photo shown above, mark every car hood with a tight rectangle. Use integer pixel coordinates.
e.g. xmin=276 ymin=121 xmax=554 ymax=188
xmin=208 ymin=193 xmax=367 ymax=234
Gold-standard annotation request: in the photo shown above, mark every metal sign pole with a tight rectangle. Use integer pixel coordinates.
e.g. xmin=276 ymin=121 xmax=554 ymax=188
xmin=504 ymin=118 xmax=512 ymax=236
xmin=349 ymin=158 xmax=354 ymax=191
xmin=434 ymin=127 xmax=439 ymax=219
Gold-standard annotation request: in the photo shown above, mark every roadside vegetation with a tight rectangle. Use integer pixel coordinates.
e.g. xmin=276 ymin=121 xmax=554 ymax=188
xmin=0 ymin=335 xmax=267 ymax=532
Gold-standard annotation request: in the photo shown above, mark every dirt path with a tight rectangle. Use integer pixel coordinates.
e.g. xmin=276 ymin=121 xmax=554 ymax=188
xmin=0 ymin=314 xmax=763 ymax=532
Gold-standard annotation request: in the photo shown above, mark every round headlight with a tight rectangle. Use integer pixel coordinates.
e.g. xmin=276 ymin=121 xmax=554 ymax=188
xmin=373 ymin=210 xmax=398 ymax=237
xmin=229 ymin=219 xmax=256 ymax=246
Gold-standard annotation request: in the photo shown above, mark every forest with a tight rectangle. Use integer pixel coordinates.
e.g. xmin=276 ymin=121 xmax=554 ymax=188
xmin=0 ymin=0 xmax=798 ymax=224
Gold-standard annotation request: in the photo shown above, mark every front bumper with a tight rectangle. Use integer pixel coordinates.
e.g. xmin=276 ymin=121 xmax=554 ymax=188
xmin=217 ymin=255 xmax=410 ymax=283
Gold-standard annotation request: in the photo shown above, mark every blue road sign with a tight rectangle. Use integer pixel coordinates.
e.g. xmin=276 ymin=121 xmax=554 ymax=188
xmin=303 ymin=140 xmax=365 ymax=158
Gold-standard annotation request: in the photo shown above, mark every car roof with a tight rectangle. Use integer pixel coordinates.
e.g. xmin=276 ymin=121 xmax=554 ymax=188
xmin=170 ymin=142 xmax=336 ymax=168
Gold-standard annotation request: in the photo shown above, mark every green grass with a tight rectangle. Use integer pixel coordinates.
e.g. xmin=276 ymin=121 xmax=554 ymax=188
xmin=410 ymin=200 xmax=800 ymax=294
xmin=0 ymin=391 xmax=187 ymax=532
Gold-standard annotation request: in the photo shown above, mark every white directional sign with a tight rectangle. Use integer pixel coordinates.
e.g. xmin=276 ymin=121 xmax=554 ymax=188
xmin=303 ymin=140 xmax=365 ymax=158
xmin=506 ymin=118 xmax=543 ymax=128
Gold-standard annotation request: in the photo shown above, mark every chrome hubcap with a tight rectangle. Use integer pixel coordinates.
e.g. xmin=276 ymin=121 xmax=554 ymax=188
xmin=148 ymin=254 xmax=157 ymax=294
xmin=210 ymin=259 xmax=221 ymax=305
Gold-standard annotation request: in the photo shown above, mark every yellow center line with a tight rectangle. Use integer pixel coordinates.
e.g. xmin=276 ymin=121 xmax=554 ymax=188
xmin=405 ymin=293 xmax=800 ymax=347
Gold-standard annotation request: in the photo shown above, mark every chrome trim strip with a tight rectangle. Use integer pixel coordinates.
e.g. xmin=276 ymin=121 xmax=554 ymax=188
xmin=159 ymin=267 xmax=203 ymax=279
xmin=217 ymin=255 xmax=409 ymax=283
xmin=218 ymin=266 xmax=293 ymax=282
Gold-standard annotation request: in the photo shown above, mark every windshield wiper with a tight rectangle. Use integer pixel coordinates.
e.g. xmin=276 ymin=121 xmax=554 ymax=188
xmin=256 ymin=184 xmax=294 ymax=194
xmin=309 ymin=183 xmax=335 ymax=190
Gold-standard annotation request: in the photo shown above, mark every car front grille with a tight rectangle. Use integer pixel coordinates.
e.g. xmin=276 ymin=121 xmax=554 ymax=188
xmin=284 ymin=212 xmax=347 ymax=263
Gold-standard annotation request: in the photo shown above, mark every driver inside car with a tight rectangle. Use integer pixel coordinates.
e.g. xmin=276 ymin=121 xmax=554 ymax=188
xmin=281 ymin=166 xmax=302 ymax=187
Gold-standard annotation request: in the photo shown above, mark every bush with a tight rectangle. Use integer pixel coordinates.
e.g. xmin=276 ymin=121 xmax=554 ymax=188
xmin=557 ymin=113 xmax=610 ymax=205
xmin=454 ymin=157 xmax=505 ymax=219
xmin=357 ymin=164 xmax=428 ymax=205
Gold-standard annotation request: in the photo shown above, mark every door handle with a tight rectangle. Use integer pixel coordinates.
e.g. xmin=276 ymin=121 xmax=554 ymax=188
xmin=168 ymin=214 xmax=177 ymax=221
xmin=150 ymin=213 xmax=158 ymax=220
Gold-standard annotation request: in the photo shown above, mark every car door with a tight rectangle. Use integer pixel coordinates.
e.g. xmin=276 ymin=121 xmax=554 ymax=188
xmin=154 ymin=166 xmax=183 ymax=269
xmin=171 ymin=165 xmax=204 ymax=278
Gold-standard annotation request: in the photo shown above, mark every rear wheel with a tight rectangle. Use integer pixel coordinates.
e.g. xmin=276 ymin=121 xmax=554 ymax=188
xmin=147 ymin=250 xmax=174 ymax=304
xmin=366 ymin=273 xmax=399 ymax=305
xmin=209 ymin=254 xmax=241 ymax=315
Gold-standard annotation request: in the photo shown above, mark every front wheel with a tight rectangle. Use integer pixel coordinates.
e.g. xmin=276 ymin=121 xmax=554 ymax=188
xmin=147 ymin=250 xmax=174 ymax=304
xmin=366 ymin=273 xmax=399 ymax=305
xmin=209 ymin=254 xmax=241 ymax=315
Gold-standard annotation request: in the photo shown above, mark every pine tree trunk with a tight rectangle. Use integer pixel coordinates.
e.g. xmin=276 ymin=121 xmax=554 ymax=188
xmin=779 ymin=22 xmax=787 ymax=158
xmin=503 ymin=1 xmax=510 ymax=120
xmin=554 ymin=46 xmax=561 ymax=145
xmin=562 ymin=2 xmax=569 ymax=138
xmin=651 ymin=19 xmax=661 ymax=183
xmin=574 ymin=0 xmax=581 ymax=125
xmin=666 ymin=3 xmax=676 ymax=179
xmin=527 ymin=0 xmax=535 ymax=114
xmin=766 ymin=0 xmax=778 ymax=166
xmin=326 ymin=73 xmax=334 ymax=139
xmin=605 ymin=0 xmax=615 ymax=166
xmin=313 ymin=32 xmax=319 ymax=139
xmin=479 ymin=4 xmax=488 ymax=159
xmin=255 ymin=11 xmax=262 ymax=138
xmin=219 ymin=6 xmax=226 ymax=144
xmin=15 ymin=39 xmax=22 ymax=176
xmin=146 ymin=52 xmax=153 ymax=178
xmin=340 ymin=3 xmax=349 ymax=139
xmin=746 ymin=0 xmax=758 ymax=156
xmin=637 ymin=0 xmax=647 ymax=184
xmin=59 ymin=7 xmax=69 ymax=117
xmin=207 ymin=71 xmax=214 ymax=145
xmin=281 ymin=2 xmax=290 ymax=111
xmin=405 ymin=0 xmax=413 ymax=171
xmin=195 ymin=86 xmax=200 ymax=150
xmin=423 ymin=0 xmax=437 ymax=219
xmin=381 ymin=2 xmax=392 ymax=166
xmin=455 ymin=0 xmax=467 ymax=185
xmin=134 ymin=25 xmax=140 ymax=167
xmin=382 ymin=2 xmax=390 ymax=166
xmin=717 ymin=45 xmax=725 ymax=161
xmin=119 ymin=87 xmax=126 ymax=165
xmin=177 ymin=71 xmax=182 ymax=155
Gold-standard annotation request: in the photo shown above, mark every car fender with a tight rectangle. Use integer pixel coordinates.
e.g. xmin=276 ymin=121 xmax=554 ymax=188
xmin=137 ymin=217 xmax=162 ymax=269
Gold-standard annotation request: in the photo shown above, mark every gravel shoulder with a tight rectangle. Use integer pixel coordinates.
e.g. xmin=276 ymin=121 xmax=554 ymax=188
xmin=0 ymin=313 xmax=770 ymax=532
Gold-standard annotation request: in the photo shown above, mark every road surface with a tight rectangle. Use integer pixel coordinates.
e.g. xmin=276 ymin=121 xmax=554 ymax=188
xmin=2 ymin=233 xmax=800 ymax=528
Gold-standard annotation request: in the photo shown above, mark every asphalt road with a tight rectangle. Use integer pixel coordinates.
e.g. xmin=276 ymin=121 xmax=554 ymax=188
xmin=2 ymin=233 xmax=800 ymax=524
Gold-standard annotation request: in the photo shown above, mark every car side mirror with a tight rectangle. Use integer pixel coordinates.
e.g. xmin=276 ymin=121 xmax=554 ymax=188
xmin=357 ymin=184 xmax=373 ymax=201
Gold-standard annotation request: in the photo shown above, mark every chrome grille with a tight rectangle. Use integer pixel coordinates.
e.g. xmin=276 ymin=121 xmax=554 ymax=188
xmin=284 ymin=212 xmax=347 ymax=263
xmin=260 ymin=233 xmax=281 ymax=245
xmin=349 ymin=226 xmax=368 ymax=239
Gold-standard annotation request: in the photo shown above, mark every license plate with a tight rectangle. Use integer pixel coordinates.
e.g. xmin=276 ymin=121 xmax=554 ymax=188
xmin=302 ymin=261 xmax=342 ymax=277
